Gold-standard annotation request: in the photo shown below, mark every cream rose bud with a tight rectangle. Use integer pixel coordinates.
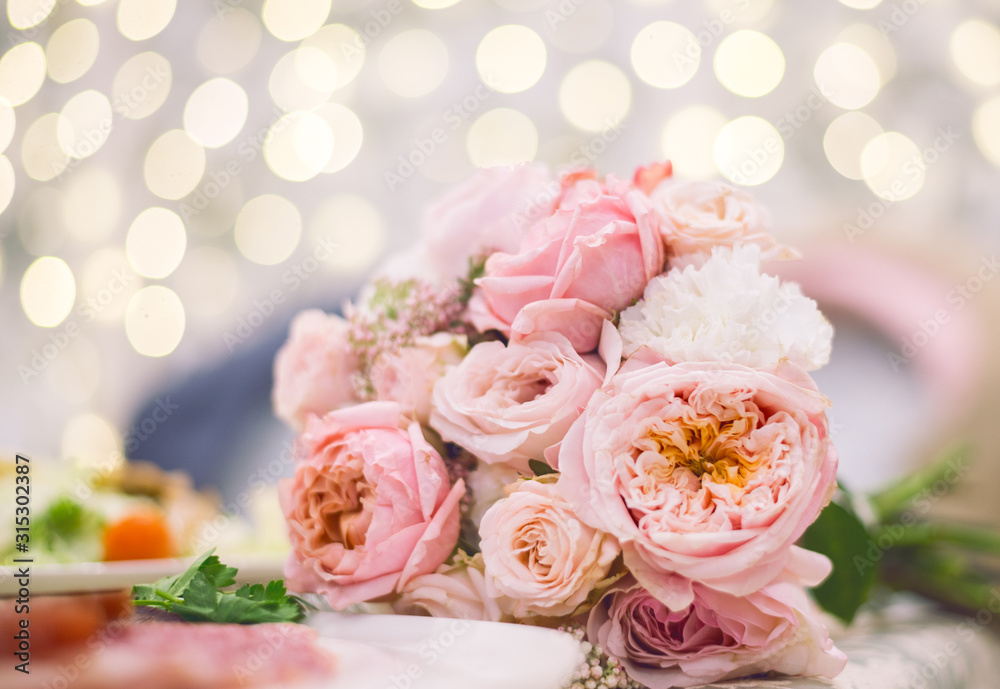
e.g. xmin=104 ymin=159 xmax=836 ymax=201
xmin=371 ymin=333 xmax=468 ymax=424
xmin=651 ymin=179 xmax=794 ymax=263
xmin=480 ymin=480 xmax=620 ymax=619
xmin=395 ymin=553 xmax=509 ymax=622
xmin=272 ymin=310 xmax=359 ymax=430
xmin=466 ymin=462 xmax=522 ymax=529
xmin=429 ymin=332 xmax=604 ymax=473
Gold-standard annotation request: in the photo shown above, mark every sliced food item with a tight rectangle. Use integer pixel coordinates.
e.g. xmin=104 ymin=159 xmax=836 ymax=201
xmin=0 ymin=589 xmax=133 ymax=658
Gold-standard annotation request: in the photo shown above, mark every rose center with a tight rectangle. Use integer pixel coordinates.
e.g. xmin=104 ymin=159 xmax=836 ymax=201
xmin=316 ymin=475 xmax=375 ymax=550
xmin=646 ymin=416 xmax=760 ymax=488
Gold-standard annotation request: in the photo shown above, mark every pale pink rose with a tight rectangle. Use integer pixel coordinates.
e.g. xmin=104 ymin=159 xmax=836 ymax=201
xmin=422 ymin=163 xmax=557 ymax=281
xmin=280 ymin=402 xmax=465 ymax=609
xmin=371 ymin=333 xmax=467 ymax=424
xmin=395 ymin=553 xmax=509 ymax=622
xmin=272 ymin=310 xmax=359 ymax=430
xmin=557 ymin=360 xmax=838 ymax=602
xmin=651 ymin=179 xmax=795 ymax=264
xmin=429 ymin=332 xmax=604 ymax=473
xmin=470 ymin=170 xmax=664 ymax=352
xmin=480 ymin=479 xmax=620 ymax=619
xmin=588 ymin=571 xmax=846 ymax=688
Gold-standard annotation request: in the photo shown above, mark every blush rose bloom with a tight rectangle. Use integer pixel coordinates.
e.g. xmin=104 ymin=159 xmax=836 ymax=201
xmin=272 ymin=310 xmax=359 ymax=430
xmin=429 ymin=332 xmax=604 ymax=473
xmin=480 ymin=479 xmax=620 ymax=619
xmin=422 ymin=163 xmax=557 ymax=281
xmin=371 ymin=333 xmax=467 ymax=424
xmin=650 ymin=179 xmax=795 ymax=264
xmin=557 ymin=360 xmax=838 ymax=604
xmin=280 ymin=402 xmax=465 ymax=609
xmin=588 ymin=571 xmax=846 ymax=688
xmin=469 ymin=171 xmax=664 ymax=352
xmin=395 ymin=553 xmax=509 ymax=622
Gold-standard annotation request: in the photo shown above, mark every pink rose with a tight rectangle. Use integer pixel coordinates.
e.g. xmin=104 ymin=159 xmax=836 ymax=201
xmin=480 ymin=479 xmax=619 ymax=619
xmin=371 ymin=333 xmax=467 ymax=424
xmin=395 ymin=553 xmax=508 ymax=622
xmin=429 ymin=332 xmax=604 ymax=472
xmin=280 ymin=402 xmax=465 ymax=609
xmin=588 ymin=571 xmax=846 ymax=688
xmin=650 ymin=179 xmax=795 ymax=264
xmin=272 ymin=310 xmax=359 ymax=430
xmin=558 ymin=360 xmax=837 ymax=602
xmin=422 ymin=163 xmax=557 ymax=281
xmin=470 ymin=170 xmax=664 ymax=352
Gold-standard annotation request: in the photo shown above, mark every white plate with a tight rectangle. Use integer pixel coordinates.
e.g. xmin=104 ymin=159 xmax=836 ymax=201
xmin=0 ymin=553 xmax=286 ymax=596
xmin=304 ymin=612 xmax=583 ymax=689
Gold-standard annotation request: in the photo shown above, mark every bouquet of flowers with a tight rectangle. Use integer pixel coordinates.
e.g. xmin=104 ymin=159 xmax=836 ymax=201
xmin=271 ymin=161 xmax=850 ymax=687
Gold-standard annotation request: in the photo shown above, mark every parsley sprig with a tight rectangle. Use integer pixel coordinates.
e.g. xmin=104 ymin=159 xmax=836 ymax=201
xmin=132 ymin=549 xmax=310 ymax=624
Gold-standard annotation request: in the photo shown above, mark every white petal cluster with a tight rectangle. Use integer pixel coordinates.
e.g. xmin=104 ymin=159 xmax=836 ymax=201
xmin=618 ymin=245 xmax=832 ymax=371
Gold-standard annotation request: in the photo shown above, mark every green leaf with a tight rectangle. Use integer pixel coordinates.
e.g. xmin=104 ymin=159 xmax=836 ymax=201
xmin=798 ymin=501 xmax=878 ymax=624
xmin=528 ymin=459 xmax=558 ymax=477
xmin=869 ymin=443 xmax=971 ymax=519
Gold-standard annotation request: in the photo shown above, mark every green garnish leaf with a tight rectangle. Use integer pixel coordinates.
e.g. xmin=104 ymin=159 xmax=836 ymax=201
xmin=131 ymin=548 xmax=306 ymax=625
xmin=799 ymin=500 xmax=878 ymax=624
xmin=528 ymin=459 xmax=558 ymax=477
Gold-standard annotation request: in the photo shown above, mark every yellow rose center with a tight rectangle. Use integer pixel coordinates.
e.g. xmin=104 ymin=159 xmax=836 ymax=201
xmin=647 ymin=416 xmax=761 ymax=488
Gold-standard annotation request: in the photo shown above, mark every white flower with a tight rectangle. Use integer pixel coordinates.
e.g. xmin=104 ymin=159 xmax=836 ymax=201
xmin=618 ymin=245 xmax=833 ymax=371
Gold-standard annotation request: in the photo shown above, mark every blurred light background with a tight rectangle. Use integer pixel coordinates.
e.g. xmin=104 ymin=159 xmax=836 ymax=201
xmin=1 ymin=0 xmax=999 ymax=517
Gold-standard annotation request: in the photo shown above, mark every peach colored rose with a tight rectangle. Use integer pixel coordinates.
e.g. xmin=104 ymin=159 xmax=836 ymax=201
xmin=650 ymin=179 xmax=794 ymax=264
xmin=395 ymin=553 xmax=509 ymax=622
xmin=588 ymin=570 xmax=846 ymax=688
xmin=480 ymin=479 xmax=619 ymax=619
xmin=470 ymin=171 xmax=664 ymax=352
xmin=371 ymin=333 xmax=467 ymax=424
xmin=272 ymin=310 xmax=359 ymax=430
xmin=280 ymin=402 xmax=465 ymax=609
xmin=422 ymin=163 xmax=557 ymax=281
xmin=557 ymin=360 xmax=838 ymax=603
xmin=429 ymin=332 xmax=604 ymax=473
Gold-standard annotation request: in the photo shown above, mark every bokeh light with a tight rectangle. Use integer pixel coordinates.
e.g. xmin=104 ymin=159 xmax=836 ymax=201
xmin=0 ymin=155 xmax=13 ymax=215
xmin=184 ymin=78 xmax=249 ymax=148
xmin=0 ymin=42 xmax=47 ymax=106
xmin=824 ymin=111 xmax=884 ymax=180
xmin=661 ymin=106 xmax=727 ymax=179
xmin=21 ymin=256 xmax=76 ymax=327
xmin=631 ymin=22 xmax=700 ymax=89
xmin=126 ymin=208 xmax=187 ymax=279
xmin=837 ymin=0 xmax=882 ymax=8
xmin=476 ymin=25 xmax=546 ymax=94
xmin=263 ymin=111 xmax=334 ymax=182
xmin=814 ymin=42 xmax=881 ymax=110
xmin=58 ymin=90 xmax=113 ymax=159
xmin=61 ymin=414 xmax=122 ymax=472
xmin=379 ymin=30 xmax=449 ymax=98
xmin=117 ymin=0 xmax=176 ymax=41
xmin=302 ymin=24 xmax=366 ymax=91
xmin=125 ymin=286 xmax=186 ymax=357
xmin=21 ymin=112 xmax=70 ymax=181
xmin=0 ymin=101 xmax=13 ymax=153
xmin=113 ymin=52 xmax=172 ymax=120
xmin=861 ymin=131 xmax=924 ymax=201
xmin=46 ymin=18 xmax=100 ymax=84
xmin=838 ymin=23 xmax=897 ymax=85
xmin=950 ymin=19 xmax=1000 ymax=87
xmin=268 ymin=47 xmax=336 ymax=112
xmin=973 ymin=96 xmax=1000 ymax=168
xmin=62 ymin=167 xmax=122 ymax=244
xmin=715 ymin=116 xmax=784 ymax=186
xmin=467 ymin=108 xmax=538 ymax=168
xmin=234 ymin=194 xmax=302 ymax=265
xmin=8 ymin=0 xmax=57 ymax=29
xmin=144 ymin=130 xmax=206 ymax=200
xmin=197 ymin=8 xmax=262 ymax=75
xmin=559 ymin=60 xmax=631 ymax=132
xmin=542 ymin=0 xmax=613 ymax=54
xmin=704 ymin=0 xmax=775 ymax=23
xmin=714 ymin=30 xmax=784 ymax=98
xmin=315 ymin=103 xmax=364 ymax=173
xmin=308 ymin=194 xmax=385 ymax=274
xmin=261 ymin=0 xmax=331 ymax=42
